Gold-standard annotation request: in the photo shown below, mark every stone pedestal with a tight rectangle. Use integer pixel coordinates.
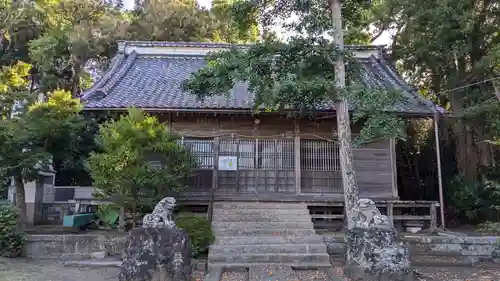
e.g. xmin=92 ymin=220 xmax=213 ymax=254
xmin=345 ymin=227 xmax=415 ymax=281
xmin=119 ymin=227 xmax=192 ymax=281
xmin=344 ymin=199 xmax=415 ymax=281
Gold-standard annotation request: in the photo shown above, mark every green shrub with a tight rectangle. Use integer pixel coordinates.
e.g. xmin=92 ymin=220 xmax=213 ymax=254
xmin=175 ymin=213 xmax=214 ymax=258
xmin=96 ymin=204 xmax=120 ymax=229
xmin=0 ymin=202 xmax=26 ymax=257
xmin=476 ymin=221 xmax=500 ymax=235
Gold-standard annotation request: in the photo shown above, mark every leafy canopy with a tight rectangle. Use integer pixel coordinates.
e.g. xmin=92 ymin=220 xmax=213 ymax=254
xmin=0 ymin=89 xmax=85 ymax=181
xmin=87 ymin=108 xmax=194 ymax=209
xmin=182 ymin=36 xmax=407 ymax=145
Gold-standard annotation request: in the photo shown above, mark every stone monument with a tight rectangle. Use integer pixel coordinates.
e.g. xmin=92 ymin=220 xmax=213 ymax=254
xmin=119 ymin=197 xmax=192 ymax=281
xmin=344 ymin=199 xmax=415 ymax=281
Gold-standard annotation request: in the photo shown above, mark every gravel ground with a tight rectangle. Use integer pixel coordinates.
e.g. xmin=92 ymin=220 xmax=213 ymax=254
xmin=336 ymin=266 xmax=500 ymax=281
xmin=294 ymin=269 xmax=329 ymax=281
xmin=2 ymin=258 xmax=500 ymax=281
xmin=220 ymin=271 xmax=248 ymax=281
xmin=415 ymin=266 xmax=500 ymax=281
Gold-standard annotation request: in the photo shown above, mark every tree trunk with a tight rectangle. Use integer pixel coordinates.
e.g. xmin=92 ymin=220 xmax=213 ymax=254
xmin=330 ymin=0 xmax=359 ymax=229
xmin=449 ymin=94 xmax=479 ymax=181
xmin=13 ymin=173 xmax=27 ymax=228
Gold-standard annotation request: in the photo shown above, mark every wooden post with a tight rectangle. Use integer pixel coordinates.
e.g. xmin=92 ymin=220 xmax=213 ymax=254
xmin=294 ymin=121 xmax=301 ymax=195
xmin=390 ymin=139 xmax=399 ymax=199
xmin=387 ymin=202 xmax=394 ymax=228
xmin=430 ymin=203 xmax=437 ymax=229
xmin=330 ymin=0 xmax=359 ymax=229
xmin=236 ymin=138 xmax=240 ymax=191
xmin=433 ymin=113 xmax=445 ymax=228
xmin=208 ymin=118 xmax=220 ymax=225
xmin=167 ymin=112 xmax=172 ymax=132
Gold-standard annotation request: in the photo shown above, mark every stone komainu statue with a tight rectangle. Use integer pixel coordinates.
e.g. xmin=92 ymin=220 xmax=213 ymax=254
xmin=142 ymin=197 xmax=176 ymax=228
xmin=120 ymin=196 xmax=192 ymax=281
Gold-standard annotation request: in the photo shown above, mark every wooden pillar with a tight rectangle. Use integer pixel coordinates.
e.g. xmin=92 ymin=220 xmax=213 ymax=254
xmin=294 ymin=120 xmax=301 ymax=195
xmin=389 ymin=139 xmax=399 ymax=199
xmin=433 ymin=113 xmax=445 ymax=228
xmin=430 ymin=203 xmax=437 ymax=229
xmin=167 ymin=112 xmax=172 ymax=132
xmin=208 ymin=117 xmax=220 ymax=224
xmin=387 ymin=202 xmax=394 ymax=228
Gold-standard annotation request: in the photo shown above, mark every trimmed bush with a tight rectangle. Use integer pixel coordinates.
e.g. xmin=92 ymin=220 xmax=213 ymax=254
xmin=175 ymin=213 xmax=214 ymax=258
xmin=0 ymin=202 xmax=26 ymax=257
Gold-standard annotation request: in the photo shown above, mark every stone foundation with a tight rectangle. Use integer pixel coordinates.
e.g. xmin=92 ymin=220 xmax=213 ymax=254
xmin=23 ymin=234 xmax=127 ymax=259
xmin=324 ymin=234 xmax=500 ymax=266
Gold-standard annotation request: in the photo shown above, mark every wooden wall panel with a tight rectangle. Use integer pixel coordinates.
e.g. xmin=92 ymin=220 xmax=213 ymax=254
xmin=164 ymin=113 xmax=397 ymax=200
xmin=354 ymin=139 xmax=394 ymax=199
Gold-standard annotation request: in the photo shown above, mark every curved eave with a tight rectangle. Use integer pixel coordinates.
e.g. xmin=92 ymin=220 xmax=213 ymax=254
xmin=82 ymin=106 xmax=437 ymax=118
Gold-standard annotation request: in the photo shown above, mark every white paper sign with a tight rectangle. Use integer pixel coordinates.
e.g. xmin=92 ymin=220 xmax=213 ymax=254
xmin=218 ymin=156 xmax=238 ymax=171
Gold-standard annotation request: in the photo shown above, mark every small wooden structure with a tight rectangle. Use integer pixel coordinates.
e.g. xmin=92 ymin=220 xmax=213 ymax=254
xmin=80 ymin=41 xmax=442 ymax=229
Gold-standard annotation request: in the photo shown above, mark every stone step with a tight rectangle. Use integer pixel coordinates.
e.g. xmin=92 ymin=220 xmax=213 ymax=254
xmin=63 ymin=258 xmax=122 ymax=268
xmin=212 ymin=221 xmax=314 ymax=230
xmin=208 ymin=253 xmax=330 ymax=265
xmin=214 ymin=202 xmax=307 ymax=209
xmin=212 ymin=228 xmax=316 ymax=236
xmin=249 ymin=265 xmax=297 ymax=281
xmin=210 ymin=243 xmax=327 ymax=254
xmin=214 ymin=235 xmax=325 ymax=245
xmin=208 ymin=262 xmax=332 ymax=270
xmin=212 ymin=214 xmax=312 ymax=222
xmin=213 ymin=209 xmax=310 ymax=216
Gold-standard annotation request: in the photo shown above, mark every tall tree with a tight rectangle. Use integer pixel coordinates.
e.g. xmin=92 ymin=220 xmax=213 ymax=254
xmin=372 ymin=0 xmax=500 ymax=181
xmin=29 ymin=0 xmax=128 ymax=96
xmin=0 ymin=90 xmax=85 ymax=225
xmin=128 ymin=0 xmax=258 ymax=43
xmin=183 ymin=0 xmax=405 ymax=230
xmin=87 ymin=108 xmax=194 ymax=227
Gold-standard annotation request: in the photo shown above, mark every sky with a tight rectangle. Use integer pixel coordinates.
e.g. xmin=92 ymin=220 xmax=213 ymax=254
xmin=123 ymin=0 xmax=392 ymax=46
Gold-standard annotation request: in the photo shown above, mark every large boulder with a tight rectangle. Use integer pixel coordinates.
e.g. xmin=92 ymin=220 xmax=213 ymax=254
xmin=119 ymin=197 xmax=192 ymax=281
xmin=119 ymin=226 xmax=192 ymax=281
xmin=344 ymin=199 xmax=415 ymax=281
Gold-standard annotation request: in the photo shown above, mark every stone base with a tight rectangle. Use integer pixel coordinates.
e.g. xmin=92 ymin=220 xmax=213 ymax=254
xmin=345 ymin=227 xmax=415 ymax=281
xmin=119 ymin=227 xmax=192 ymax=281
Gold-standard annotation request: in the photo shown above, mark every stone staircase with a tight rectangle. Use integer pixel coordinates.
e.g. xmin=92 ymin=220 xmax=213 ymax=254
xmin=208 ymin=202 xmax=331 ymax=268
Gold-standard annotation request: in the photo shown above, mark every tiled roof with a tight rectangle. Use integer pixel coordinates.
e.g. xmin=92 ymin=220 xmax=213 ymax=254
xmin=82 ymin=41 xmax=439 ymax=115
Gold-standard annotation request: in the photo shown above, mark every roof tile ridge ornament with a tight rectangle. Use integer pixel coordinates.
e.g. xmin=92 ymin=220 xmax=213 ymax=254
xmin=376 ymin=55 xmax=441 ymax=113
xmin=97 ymin=51 xmax=138 ymax=95
xmin=117 ymin=41 xmax=127 ymax=54
xmin=115 ymin=40 xmax=387 ymax=51
xmin=81 ymin=53 xmax=127 ymax=100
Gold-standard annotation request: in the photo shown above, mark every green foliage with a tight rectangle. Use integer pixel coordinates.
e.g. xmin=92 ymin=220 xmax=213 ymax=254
xmin=87 ymin=108 xmax=194 ymax=212
xmin=447 ymin=174 xmax=500 ymax=223
xmin=227 ymin=0 xmax=375 ymax=43
xmin=0 ymin=90 xmax=85 ymax=221
xmin=175 ymin=213 xmax=214 ymax=258
xmin=96 ymin=204 xmax=120 ymax=229
xmin=447 ymin=175 xmax=486 ymax=221
xmin=182 ymin=37 xmax=407 ymax=145
xmin=0 ymin=202 xmax=26 ymax=257
xmin=373 ymin=0 xmax=500 ymax=180
xmin=476 ymin=221 xmax=500 ymax=235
